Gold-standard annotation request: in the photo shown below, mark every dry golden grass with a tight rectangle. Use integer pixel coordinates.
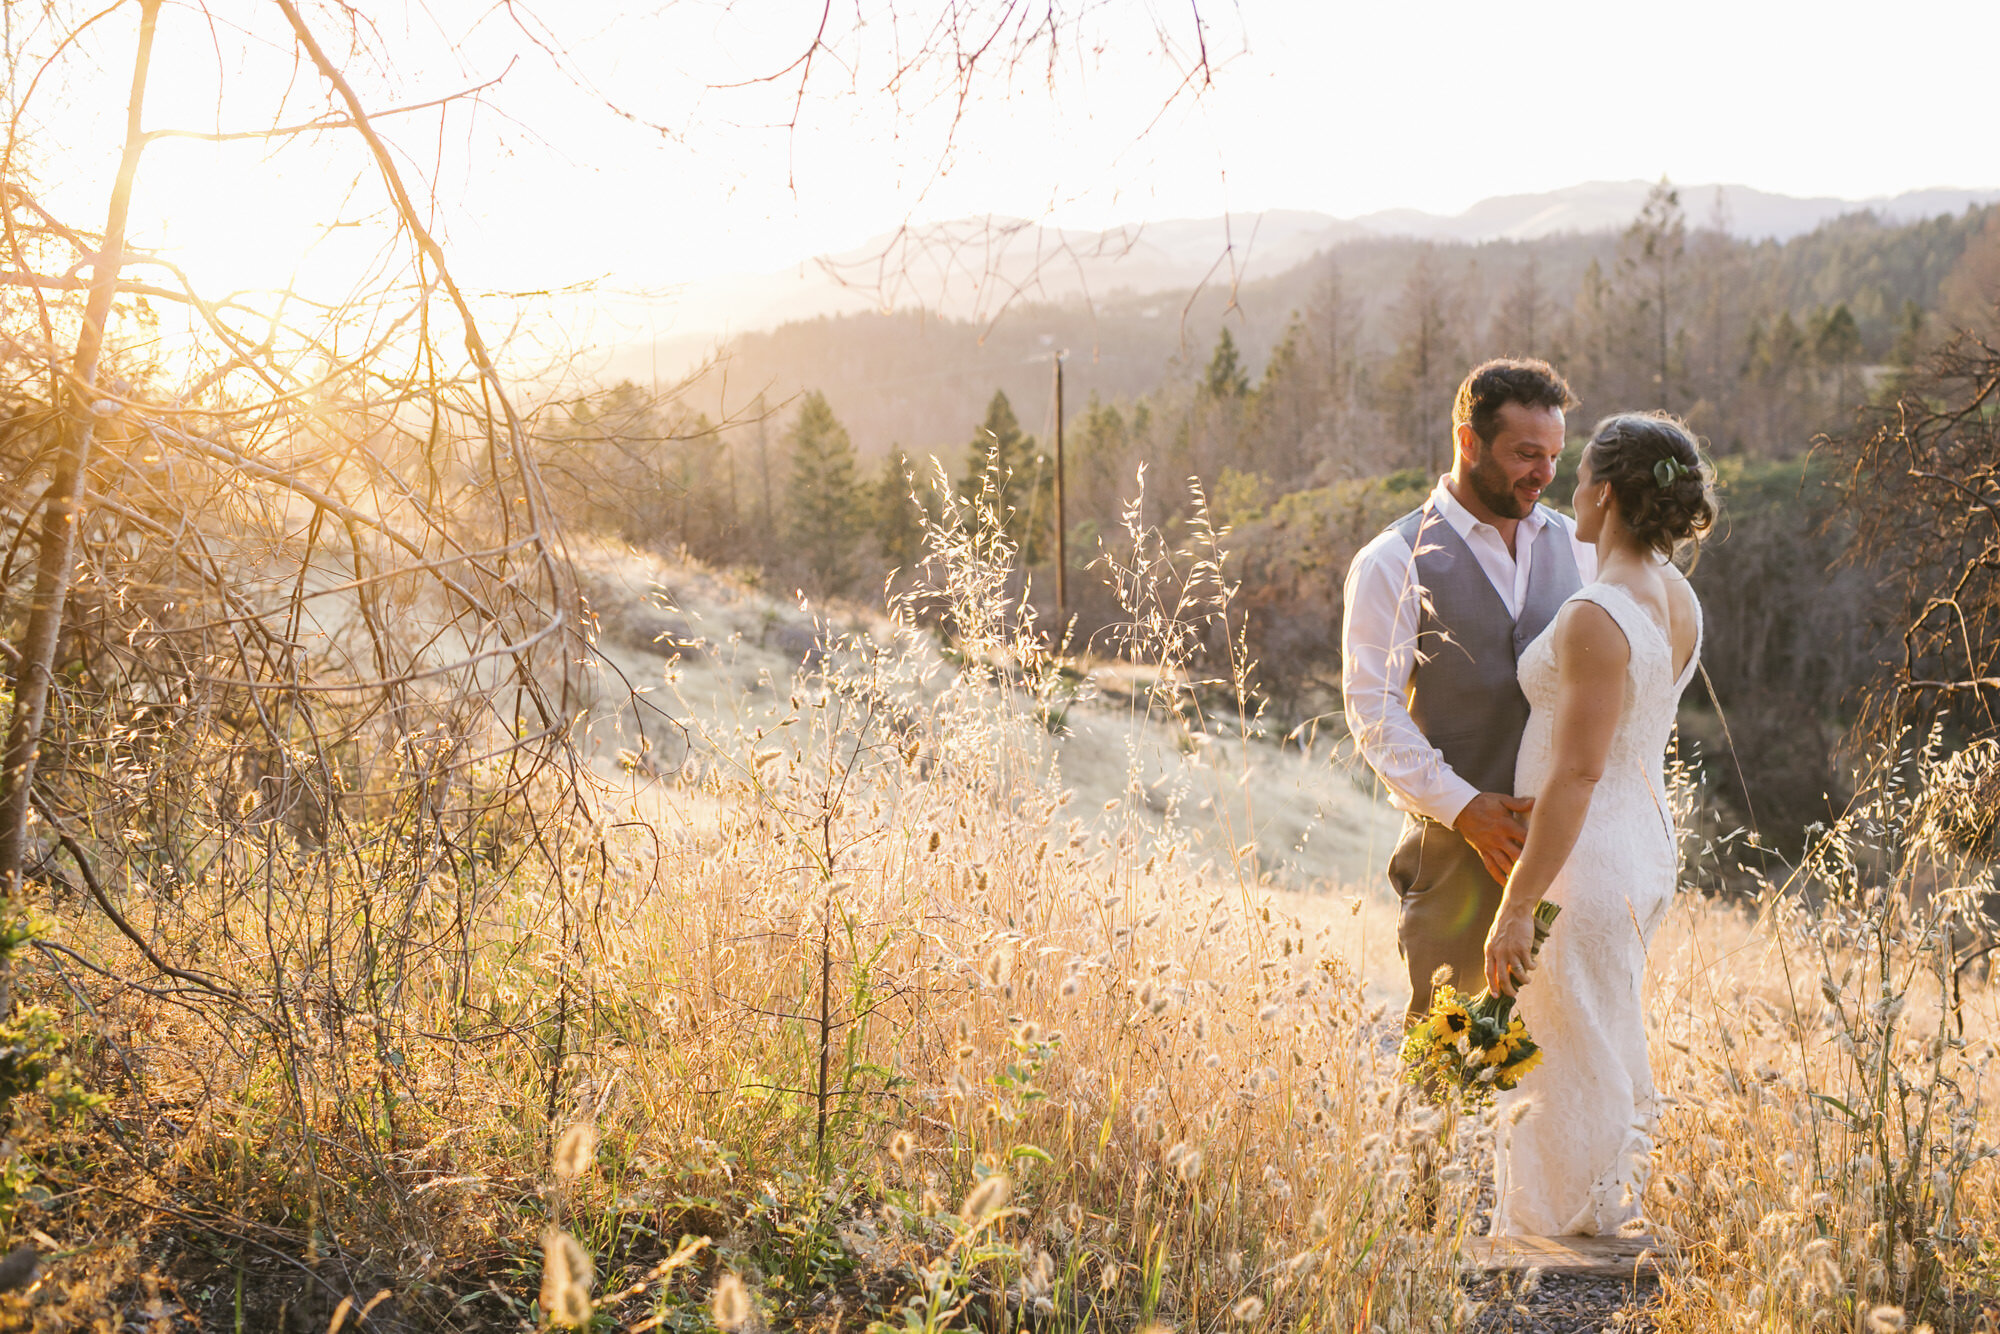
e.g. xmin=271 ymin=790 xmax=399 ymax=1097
xmin=7 ymin=515 xmax=2000 ymax=1333
xmin=1641 ymin=828 xmax=2000 ymax=1332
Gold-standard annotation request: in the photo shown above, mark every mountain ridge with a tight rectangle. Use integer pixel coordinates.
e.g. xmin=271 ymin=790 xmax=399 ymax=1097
xmin=603 ymin=180 xmax=1998 ymax=384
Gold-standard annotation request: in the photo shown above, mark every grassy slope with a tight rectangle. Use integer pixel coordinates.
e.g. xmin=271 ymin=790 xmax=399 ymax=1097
xmin=573 ymin=541 xmax=1412 ymax=1000
xmin=6 ymin=537 xmax=1995 ymax=1332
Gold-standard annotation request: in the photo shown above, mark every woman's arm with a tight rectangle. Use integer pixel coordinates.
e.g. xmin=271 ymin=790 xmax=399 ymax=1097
xmin=1483 ymin=599 xmax=1629 ymax=996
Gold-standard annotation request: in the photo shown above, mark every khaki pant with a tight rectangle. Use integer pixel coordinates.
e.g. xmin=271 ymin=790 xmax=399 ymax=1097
xmin=1389 ymin=816 xmax=1504 ymax=1024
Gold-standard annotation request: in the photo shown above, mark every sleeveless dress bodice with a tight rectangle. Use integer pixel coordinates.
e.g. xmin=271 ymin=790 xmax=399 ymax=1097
xmin=1492 ymin=580 xmax=1704 ymax=1237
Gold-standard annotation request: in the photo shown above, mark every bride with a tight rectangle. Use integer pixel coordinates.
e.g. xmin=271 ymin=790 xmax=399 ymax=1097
xmin=1481 ymin=411 xmax=1715 ymax=1237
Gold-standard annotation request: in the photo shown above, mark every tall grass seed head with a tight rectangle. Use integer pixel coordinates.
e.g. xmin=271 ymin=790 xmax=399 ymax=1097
xmin=961 ymin=1172 xmax=1011 ymax=1222
xmin=551 ymin=1121 xmax=597 ymax=1181
xmin=539 ymin=1228 xmax=594 ymax=1328
xmin=712 ymin=1271 xmax=752 ymax=1331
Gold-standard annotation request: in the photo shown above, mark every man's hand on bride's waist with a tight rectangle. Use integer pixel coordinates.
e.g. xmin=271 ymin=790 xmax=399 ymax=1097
xmin=1453 ymin=792 xmax=1535 ymax=885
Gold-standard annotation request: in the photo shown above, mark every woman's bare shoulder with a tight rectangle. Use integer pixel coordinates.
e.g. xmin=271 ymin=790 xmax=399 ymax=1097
xmin=1555 ymin=594 xmax=1632 ymax=669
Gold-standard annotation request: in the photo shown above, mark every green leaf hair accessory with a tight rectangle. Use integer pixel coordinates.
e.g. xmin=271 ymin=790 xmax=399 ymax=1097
xmin=1653 ymin=456 xmax=1691 ymax=489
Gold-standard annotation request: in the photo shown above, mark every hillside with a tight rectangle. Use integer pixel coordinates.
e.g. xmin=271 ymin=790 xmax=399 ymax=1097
xmin=572 ymin=539 xmax=1405 ymax=896
xmin=650 ymin=202 xmax=1993 ymax=469
xmin=604 ymin=180 xmax=2000 ymax=391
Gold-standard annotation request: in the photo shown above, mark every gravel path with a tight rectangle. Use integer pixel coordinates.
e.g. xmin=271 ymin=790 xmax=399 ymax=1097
xmin=1465 ymin=1272 xmax=1660 ymax=1333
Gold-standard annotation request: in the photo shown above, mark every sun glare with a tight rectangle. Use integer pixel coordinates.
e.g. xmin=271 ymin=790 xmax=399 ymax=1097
xmin=133 ymin=140 xmax=385 ymax=302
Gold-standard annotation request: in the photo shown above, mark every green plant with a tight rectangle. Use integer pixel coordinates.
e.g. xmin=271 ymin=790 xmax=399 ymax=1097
xmin=0 ymin=908 xmax=101 ymax=1239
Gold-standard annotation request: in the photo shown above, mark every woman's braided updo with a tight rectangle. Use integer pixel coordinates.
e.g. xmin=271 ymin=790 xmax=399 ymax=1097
xmin=1582 ymin=412 xmax=1717 ymax=559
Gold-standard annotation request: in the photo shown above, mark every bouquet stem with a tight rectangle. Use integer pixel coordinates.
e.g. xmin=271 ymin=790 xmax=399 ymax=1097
xmin=1399 ymin=899 xmax=1563 ymax=1105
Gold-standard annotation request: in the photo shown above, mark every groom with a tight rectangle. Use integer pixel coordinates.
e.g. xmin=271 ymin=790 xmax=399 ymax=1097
xmin=1341 ymin=359 xmax=1593 ymax=1023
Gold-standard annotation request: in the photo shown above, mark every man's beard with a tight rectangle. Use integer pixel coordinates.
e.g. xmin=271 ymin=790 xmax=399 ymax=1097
xmin=1467 ymin=450 xmax=1534 ymax=520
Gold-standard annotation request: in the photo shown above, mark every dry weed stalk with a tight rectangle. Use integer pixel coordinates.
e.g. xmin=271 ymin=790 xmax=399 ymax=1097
xmin=0 ymin=17 xmax=1988 ymax=1319
xmin=29 ymin=441 xmax=2000 ymax=1330
xmin=1646 ymin=731 xmax=2000 ymax=1332
xmin=586 ymin=488 xmax=1475 ymax=1330
xmin=0 ymin=1 xmax=600 ymax=1320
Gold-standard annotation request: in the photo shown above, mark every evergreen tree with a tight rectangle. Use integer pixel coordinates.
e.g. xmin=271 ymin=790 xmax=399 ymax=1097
xmin=1302 ymin=261 xmax=1368 ymax=479
xmin=1492 ymin=253 xmax=1550 ymax=359
xmin=1379 ymin=245 xmax=1465 ymax=474
xmin=1938 ymin=207 xmax=2000 ymax=339
xmin=670 ymin=411 xmax=744 ymax=561
xmin=1743 ymin=310 xmax=1809 ymax=453
xmin=540 ymin=379 xmax=677 ymax=546
xmin=1811 ymin=303 xmax=1863 ymax=410
xmin=1564 ymin=257 xmax=1617 ymax=407
xmin=1072 ymin=393 xmax=1133 ymax=534
xmin=785 ymin=390 xmax=864 ymax=593
xmin=1204 ymin=326 xmax=1250 ymax=399
xmin=1687 ymin=211 xmax=1746 ymax=417
xmin=1764 ymin=310 xmax=1805 ymax=380
xmin=1621 ymin=178 xmax=1687 ymax=409
xmin=876 ymin=445 xmax=929 ymax=573
xmin=960 ymin=389 xmax=1048 ymax=563
xmin=1889 ymin=299 xmax=1928 ymax=371
xmin=1246 ymin=316 xmax=1310 ymax=487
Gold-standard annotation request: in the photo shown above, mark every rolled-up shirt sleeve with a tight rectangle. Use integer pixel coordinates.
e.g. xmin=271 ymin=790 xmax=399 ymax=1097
xmin=1340 ymin=530 xmax=1481 ymax=827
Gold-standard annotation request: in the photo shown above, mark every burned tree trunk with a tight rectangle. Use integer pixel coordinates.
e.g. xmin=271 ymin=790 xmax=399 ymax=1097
xmin=0 ymin=0 xmax=162 ymax=893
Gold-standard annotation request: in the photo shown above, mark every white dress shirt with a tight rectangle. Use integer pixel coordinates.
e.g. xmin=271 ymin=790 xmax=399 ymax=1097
xmin=1340 ymin=477 xmax=1597 ymax=826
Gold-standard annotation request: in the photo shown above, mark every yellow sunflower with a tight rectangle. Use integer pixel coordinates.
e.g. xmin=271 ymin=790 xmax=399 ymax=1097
xmin=1496 ymin=1047 xmax=1544 ymax=1088
xmin=1434 ymin=1002 xmax=1471 ymax=1040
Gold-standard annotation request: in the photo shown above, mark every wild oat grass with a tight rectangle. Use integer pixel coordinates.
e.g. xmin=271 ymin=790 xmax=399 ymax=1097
xmin=1642 ymin=742 xmax=2000 ymax=1333
xmin=7 ymin=498 xmax=1999 ymax=1332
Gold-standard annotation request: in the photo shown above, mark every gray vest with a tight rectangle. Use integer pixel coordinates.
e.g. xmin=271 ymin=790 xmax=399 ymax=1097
xmin=1387 ymin=505 xmax=1583 ymax=799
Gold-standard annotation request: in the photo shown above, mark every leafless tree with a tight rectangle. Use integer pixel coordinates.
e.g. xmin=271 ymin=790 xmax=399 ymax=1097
xmin=0 ymin=0 xmax=590 ymax=976
xmin=0 ymin=11 xmax=1237 ymax=1293
xmin=1829 ymin=329 xmax=2000 ymax=744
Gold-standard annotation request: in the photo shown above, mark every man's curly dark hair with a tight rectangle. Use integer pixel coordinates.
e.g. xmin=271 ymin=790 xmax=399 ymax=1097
xmin=1452 ymin=358 xmax=1579 ymax=444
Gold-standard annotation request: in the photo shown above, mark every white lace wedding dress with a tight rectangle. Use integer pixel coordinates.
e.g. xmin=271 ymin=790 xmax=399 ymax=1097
xmin=1491 ymin=581 xmax=1702 ymax=1237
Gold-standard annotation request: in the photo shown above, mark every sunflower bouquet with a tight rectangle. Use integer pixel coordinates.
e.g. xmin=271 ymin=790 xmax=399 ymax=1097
xmin=1399 ymin=899 xmax=1562 ymax=1107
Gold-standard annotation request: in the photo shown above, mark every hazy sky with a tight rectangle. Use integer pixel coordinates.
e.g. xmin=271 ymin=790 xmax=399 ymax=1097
xmin=24 ymin=0 xmax=1999 ymax=321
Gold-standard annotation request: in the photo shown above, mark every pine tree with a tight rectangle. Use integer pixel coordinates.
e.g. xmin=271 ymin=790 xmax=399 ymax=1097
xmin=960 ymin=389 xmax=1047 ymax=563
xmin=1072 ymin=393 xmax=1131 ymax=533
xmin=1565 ymin=257 xmax=1616 ymax=406
xmin=1246 ymin=316 xmax=1309 ymax=487
xmin=785 ymin=390 xmax=864 ymax=593
xmin=1379 ymin=245 xmax=1465 ymax=474
xmin=1492 ymin=253 xmax=1550 ymax=359
xmin=1204 ymin=326 xmax=1249 ymax=399
xmin=1811 ymin=303 xmax=1863 ymax=410
xmin=1621 ymin=177 xmax=1687 ymax=409
xmin=1889 ymin=299 xmax=1927 ymax=371
xmin=1938 ymin=207 xmax=2000 ymax=339
xmin=1302 ymin=261 xmax=1368 ymax=479
xmin=876 ymin=445 xmax=929 ymax=573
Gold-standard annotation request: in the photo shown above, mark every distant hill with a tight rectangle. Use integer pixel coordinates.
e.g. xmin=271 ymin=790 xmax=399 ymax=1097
xmin=603 ymin=181 xmax=2000 ymax=386
xmin=1350 ymin=181 xmax=1999 ymax=244
xmin=654 ymin=202 xmax=1994 ymax=468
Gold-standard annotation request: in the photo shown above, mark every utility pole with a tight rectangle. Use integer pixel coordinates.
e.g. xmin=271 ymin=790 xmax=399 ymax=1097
xmin=1052 ymin=350 xmax=1068 ymax=631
